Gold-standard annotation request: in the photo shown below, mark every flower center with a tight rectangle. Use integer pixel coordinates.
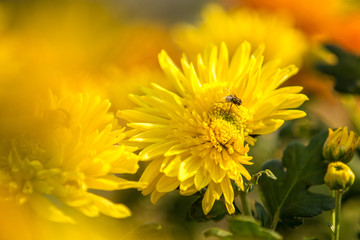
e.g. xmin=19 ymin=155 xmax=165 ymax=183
xmin=206 ymin=103 xmax=251 ymax=152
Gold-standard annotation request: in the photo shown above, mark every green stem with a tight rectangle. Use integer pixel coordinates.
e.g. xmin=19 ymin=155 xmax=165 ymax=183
xmin=271 ymin=211 xmax=280 ymax=230
xmin=334 ymin=190 xmax=342 ymax=240
xmin=239 ymin=191 xmax=252 ymax=216
xmin=330 ymin=190 xmax=335 ymax=240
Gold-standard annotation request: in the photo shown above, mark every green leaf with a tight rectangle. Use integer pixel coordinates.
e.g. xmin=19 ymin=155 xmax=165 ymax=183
xmin=255 ymin=201 xmax=271 ymax=228
xmin=205 ymin=216 xmax=282 ymax=240
xmin=187 ymin=197 xmax=229 ymax=222
xmin=204 ymin=228 xmax=233 ymax=240
xmin=259 ymin=131 xmax=335 ymax=228
xmin=229 ymin=216 xmax=283 ymax=240
xmin=317 ymin=44 xmax=360 ymax=94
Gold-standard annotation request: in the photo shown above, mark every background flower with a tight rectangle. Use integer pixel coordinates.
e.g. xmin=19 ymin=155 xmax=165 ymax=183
xmin=0 ymin=90 xmax=140 ymax=222
xmin=172 ymin=4 xmax=308 ymax=67
xmin=239 ymin=0 xmax=360 ymax=54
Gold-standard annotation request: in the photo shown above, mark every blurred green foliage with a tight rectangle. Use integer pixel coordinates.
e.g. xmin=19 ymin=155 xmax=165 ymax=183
xmin=317 ymin=44 xmax=360 ymax=95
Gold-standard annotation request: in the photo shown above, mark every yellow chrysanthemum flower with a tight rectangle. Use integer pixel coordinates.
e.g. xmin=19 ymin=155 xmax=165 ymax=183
xmin=118 ymin=42 xmax=308 ymax=214
xmin=172 ymin=4 xmax=307 ymax=67
xmin=0 ymin=91 xmax=140 ymax=222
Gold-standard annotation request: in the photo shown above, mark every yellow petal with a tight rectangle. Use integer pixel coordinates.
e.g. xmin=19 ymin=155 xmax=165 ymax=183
xmin=118 ymin=109 xmax=169 ymax=124
xmin=29 ymin=194 xmax=75 ymax=223
xmin=151 ymin=83 xmax=184 ymax=107
xmin=178 ymin=155 xmax=202 ymax=181
xmin=202 ymin=184 xmax=216 ymax=215
xmin=86 ymin=175 xmax=141 ymax=191
xmin=158 ymin=50 xmax=187 ymax=97
xmin=141 ymin=174 xmax=162 ymax=195
xmin=129 ymin=130 xmax=168 ymax=142
xmin=225 ymin=201 xmax=235 ymax=214
xmin=237 ymin=164 xmax=251 ymax=181
xmin=179 ymin=176 xmax=195 ymax=191
xmin=194 ymin=170 xmax=211 ymax=190
xmin=252 ymin=119 xmax=284 ymax=135
xmin=180 ymin=185 xmax=198 ymax=196
xmin=156 ymin=175 xmax=179 ymax=192
xmin=220 ymin=176 xmax=234 ymax=205
xmin=81 ymin=157 xmax=111 ymax=177
xmin=162 ymin=155 xmax=181 ymax=177
xmin=229 ymin=41 xmax=251 ymax=81
xmin=151 ymin=190 xmax=167 ymax=204
xmin=202 ymin=182 xmax=222 ymax=214
xmin=139 ymin=141 xmax=178 ymax=160
xmin=127 ymin=122 xmax=167 ymax=130
xmin=164 ymin=144 xmax=189 ymax=157
xmin=139 ymin=158 xmax=163 ymax=185
xmin=208 ymin=163 xmax=226 ymax=183
xmin=269 ymin=110 xmax=307 ymax=120
xmin=110 ymin=151 xmax=139 ymax=174
xmin=63 ymin=196 xmax=92 ymax=208
xmin=88 ymin=193 xmax=131 ymax=218
xmin=76 ymin=204 xmax=100 ymax=218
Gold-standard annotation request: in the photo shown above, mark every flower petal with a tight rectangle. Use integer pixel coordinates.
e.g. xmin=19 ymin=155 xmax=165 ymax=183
xmin=178 ymin=155 xmax=202 ymax=181
xmin=87 ymin=193 xmax=131 ymax=218
xmin=29 ymin=194 xmax=75 ymax=223
xmin=86 ymin=175 xmax=141 ymax=191
xmin=156 ymin=175 xmax=179 ymax=193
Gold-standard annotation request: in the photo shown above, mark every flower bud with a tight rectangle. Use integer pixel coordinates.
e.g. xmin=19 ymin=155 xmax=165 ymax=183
xmin=324 ymin=161 xmax=355 ymax=191
xmin=323 ymin=127 xmax=360 ymax=163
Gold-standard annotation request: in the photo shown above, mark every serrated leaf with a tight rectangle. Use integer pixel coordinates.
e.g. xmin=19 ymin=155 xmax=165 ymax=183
xmin=317 ymin=44 xmax=360 ymax=94
xmin=259 ymin=131 xmax=335 ymax=228
xmin=187 ymin=197 xmax=228 ymax=222
xmin=255 ymin=201 xmax=271 ymax=228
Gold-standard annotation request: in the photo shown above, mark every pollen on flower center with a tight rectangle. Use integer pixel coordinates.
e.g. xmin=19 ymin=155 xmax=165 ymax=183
xmin=206 ymin=103 xmax=251 ymax=153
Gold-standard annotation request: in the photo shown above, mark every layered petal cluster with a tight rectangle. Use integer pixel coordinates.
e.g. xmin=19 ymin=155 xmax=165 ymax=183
xmin=172 ymin=4 xmax=308 ymax=67
xmin=0 ymin=91 xmax=140 ymax=222
xmin=118 ymin=42 xmax=308 ymax=214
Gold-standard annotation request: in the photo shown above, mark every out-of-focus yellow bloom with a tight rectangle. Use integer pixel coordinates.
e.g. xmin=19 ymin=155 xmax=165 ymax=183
xmin=110 ymin=23 xmax=179 ymax=70
xmin=0 ymin=1 xmax=177 ymax=109
xmin=172 ymin=4 xmax=307 ymax=67
xmin=323 ymin=127 xmax=360 ymax=163
xmin=100 ymin=67 xmax=172 ymax=111
xmin=0 ymin=91 xmax=140 ymax=222
xmin=0 ymin=199 xmax=152 ymax=240
xmin=118 ymin=42 xmax=308 ymax=214
xmin=324 ymin=161 xmax=355 ymax=191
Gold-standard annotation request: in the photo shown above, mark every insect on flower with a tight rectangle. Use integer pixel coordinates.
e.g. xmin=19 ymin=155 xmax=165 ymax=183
xmin=225 ymin=94 xmax=242 ymax=106
xmin=225 ymin=93 xmax=242 ymax=113
xmin=217 ymin=89 xmax=242 ymax=113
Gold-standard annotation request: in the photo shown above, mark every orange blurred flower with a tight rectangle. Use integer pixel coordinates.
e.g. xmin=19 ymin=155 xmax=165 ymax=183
xmin=231 ymin=0 xmax=360 ymax=54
